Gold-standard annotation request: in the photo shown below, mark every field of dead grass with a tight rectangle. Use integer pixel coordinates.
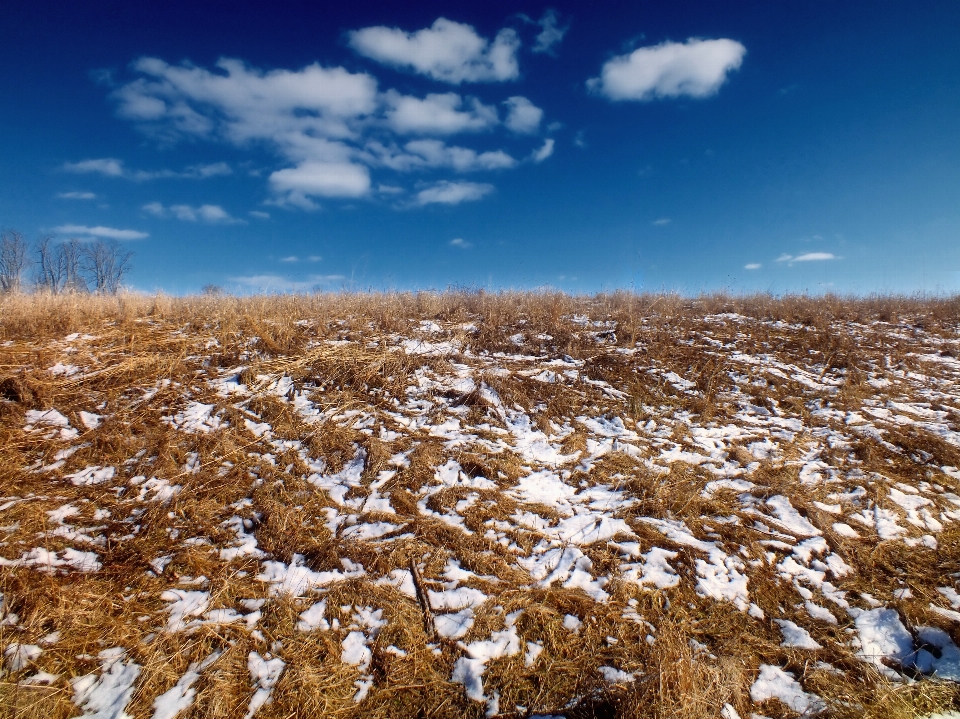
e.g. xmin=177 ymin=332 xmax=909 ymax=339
xmin=1 ymin=291 xmax=960 ymax=719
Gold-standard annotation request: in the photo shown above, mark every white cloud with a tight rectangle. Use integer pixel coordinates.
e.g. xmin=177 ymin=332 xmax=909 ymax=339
xmin=57 ymin=191 xmax=96 ymax=200
xmin=63 ymin=158 xmax=125 ymax=176
xmin=588 ymin=38 xmax=746 ymax=101
xmin=229 ymin=273 xmax=345 ymax=291
xmin=531 ymin=138 xmax=554 ymax=163
xmin=503 ymin=96 xmax=543 ymax=134
xmin=348 ymin=17 xmax=520 ymax=84
xmin=744 ymin=263 xmax=761 ymax=270
xmin=143 ymin=202 xmax=242 ymax=223
xmin=532 ymin=10 xmax=568 ymax=55
xmin=367 ymin=139 xmax=515 ymax=172
xmin=415 ymin=181 xmax=494 ymax=206
xmin=279 ymin=256 xmax=299 ymax=263
xmin=307 ymin=255 xmax=321 ymax=262
xmin=63 ymin=158 xmax=231 ymax=180
xmin=449 ymin=237 xmax=472 ymax=248
xmin=53 ymin=224 xmax=148 ymax=240
xmin=776 ymin=252 xmax=838 ymax=264
xmin=652 ymin=218 xmax=671 ymax=226
xmin=110 ymin=53 xmax=541 ymax=210
xmin=383 ymin=91 xmax=498 ymax=135
xmin=269 ymin=161 xmax=371 ymax=206
xmin=249 ymin=210 xmax=270 ymax=219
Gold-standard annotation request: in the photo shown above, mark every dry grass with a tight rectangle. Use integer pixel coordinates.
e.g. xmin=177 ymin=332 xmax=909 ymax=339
xmin=1 ymin=290 xmax=960 ymax=718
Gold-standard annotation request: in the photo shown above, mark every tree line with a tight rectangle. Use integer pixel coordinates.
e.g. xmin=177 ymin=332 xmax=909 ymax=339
xmin=0 ymin=230 xmax=133 ymax=294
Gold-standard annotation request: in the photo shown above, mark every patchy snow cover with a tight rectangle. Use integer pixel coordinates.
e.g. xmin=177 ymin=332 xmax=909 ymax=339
xmin=71 ymin=648 xmax=141 ymax=719
xmin=750 ymin=664 xmax=824 ymax=714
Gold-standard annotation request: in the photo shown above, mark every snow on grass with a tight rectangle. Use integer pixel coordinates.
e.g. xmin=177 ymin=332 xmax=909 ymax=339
xmin=71 ymin=648 xmax=141 ymax=719
xmin=244 ymin=652 xmax=285 ymax=719
xmin=750 ymin=664 xmax=824 ymax=715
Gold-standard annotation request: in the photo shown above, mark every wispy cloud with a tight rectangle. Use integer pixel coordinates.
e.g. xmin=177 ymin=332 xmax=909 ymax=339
xmin=143 ymin=202 xmax=243 ymax=223
xmin=229 ymin=273 xmax=345 ymax=292
xmin=57 ymin=191 xmax=97 ymax=200
xmin=249 ymin=210 xmax=270 ymax=220
xmin=415 ymin=181 xmax=494 ymax=206
xmin=531 ymin=138 xmax=554 ymax=163
xmin=777 ymin=252 xmax=838 ymax=264
xmin=53 ymin=224 xmax=148 ymax=240
xmin=449 ymin=238 xmax=472 ymax=248
xmin=348 ymin=18 xmax=520 ymax=84
xmin=531 ymin=10 xmax=568 ymax=56
xmin=588 ymin=38 xmax=746 ymax=101
xmin=64 ymin=158 xmax=231 ymax=181
xmin=744 ymin=263 xmax=761 ymax=270
xmin=652 ymin=217 xmax=670 ymax=226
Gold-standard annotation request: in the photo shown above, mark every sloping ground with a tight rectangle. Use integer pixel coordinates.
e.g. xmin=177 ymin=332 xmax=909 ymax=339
xmin=1 ymin=292 xmax=959 ymax=719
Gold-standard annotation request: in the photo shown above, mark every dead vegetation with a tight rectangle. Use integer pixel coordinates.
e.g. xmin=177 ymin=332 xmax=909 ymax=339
xmin=1 ymin=291 xmax=959 ymax=718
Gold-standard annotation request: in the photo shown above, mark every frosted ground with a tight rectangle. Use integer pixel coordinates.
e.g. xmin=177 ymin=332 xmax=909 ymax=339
xmin=1 ymin=294 xmax=959 ymax=718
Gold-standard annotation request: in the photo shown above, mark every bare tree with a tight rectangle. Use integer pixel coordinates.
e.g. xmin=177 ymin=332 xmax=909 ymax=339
xmin=36 ymin=237 xmax=87 ymax=294
xmin=83 ymin=240 xmax=133 ymax=295
xmin=0 ymin=230 xmax=29 ymax=293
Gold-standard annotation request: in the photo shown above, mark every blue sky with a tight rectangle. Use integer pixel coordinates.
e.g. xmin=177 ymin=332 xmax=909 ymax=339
xmin=2 ymin=1 xmax=959 ymax=294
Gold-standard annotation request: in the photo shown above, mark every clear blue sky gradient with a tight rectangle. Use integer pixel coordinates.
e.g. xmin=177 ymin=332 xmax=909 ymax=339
xmin=1 ymin=1 xmax=958 ymax=294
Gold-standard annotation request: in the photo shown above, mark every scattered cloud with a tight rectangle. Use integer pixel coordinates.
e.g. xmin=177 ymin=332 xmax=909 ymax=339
xmin=143 ymin=202 xmax=243 ymax=223
xmin=532 ymin=10 xmax=568 ymax=56
xmin=108 ymin=39 xmax=551 ymax=210
xmin=279 ymin=256 xmax=299 ymax=263
xmin=503 ymin=96 xmax=543 ymax=134
xmin=531 ymin=138 xmax=554 ymax=163
xmin=307 ymin=255 xmax=321 ymax=262
xmin=63 ymin=158 xmax=125 ymax=176
xmin=652 ymin=218 xmax=670 ymax=226
xmin=249 ymin=210 xmax=270 ymax=219
xmin=348 ymin=17 xmax=520 ymax=84
xmin=449 ymin=237 xmax=472 ymax=248
xmin=57 ymin=191 xmax=96 ymax=200
xmin=383 ymin=91 xmax=498 ymax=135
xmin=744 ymin=263 xmax=761 ymax=270
xmin=367 ymin=139 xmax=516 ymax=172
xmin=588 ymin=38 xmax=746 ymax=101
xmin=229 ymin=273 xmax=345 ymax=292
xmin=415 ymin=181 xmax=494 ymax=206
xmin=574 ymin=130 xmax=587 ymax=148
xmin=64 ymin=158 xmax=231 ymax=180
xmin=269 ymin=161 xmax=371 ymax=208
xmin=377 ymin=184 xmax=404 ymax=195
xmin=776 ymin=252 xmax=838 ymax=264
xmin=278 ymin=255 xmax=322 ymax=263
xmin=53 ymin=224 xmax=148 ymax=240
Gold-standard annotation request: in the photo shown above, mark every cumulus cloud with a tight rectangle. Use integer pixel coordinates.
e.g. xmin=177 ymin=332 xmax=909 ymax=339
xmin=531 ymin=138 xmax=554 ymax=163
xmin=143 ymin=201 xmax=242 ymax=223
xmin=588 ymin=38 xmax=746 ymax=101
xmin=63 ymin=158 xmax=231 ymax=180
xmin=415 ymin=181 xmax=494 ymax=206
xmin=367 ymin=139 xmax=515 ymax=172
xmin=531 ymin=10 xmax=568 ymax=55
xmin=503 ymin=96 xmax=543 ymax=134
xmin=348 ymin=17 xmax=520 ymax=84
xmin=449 ymin=237 xmax=472 ymax=248
xmin=269 ymin=161 xmax=371 ymax=208
xmin=383 ymin=91 xmax=498 ymax=135
xmin=229 ymin=273 xmax=345 ymax=292
xmin=57 ymin=191 xmax=96 ymax=200
xmin=744 ymin=263 xmax=761 ymax=270
xmin=53 ymin=224 xmax=148 ymax=240
xmin=108 ymin=49 xmax=550 ymax=209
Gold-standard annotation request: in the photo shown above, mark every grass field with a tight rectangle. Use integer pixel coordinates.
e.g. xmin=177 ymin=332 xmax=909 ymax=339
xmin=1 ymin=291 xmax=959 ymax=719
